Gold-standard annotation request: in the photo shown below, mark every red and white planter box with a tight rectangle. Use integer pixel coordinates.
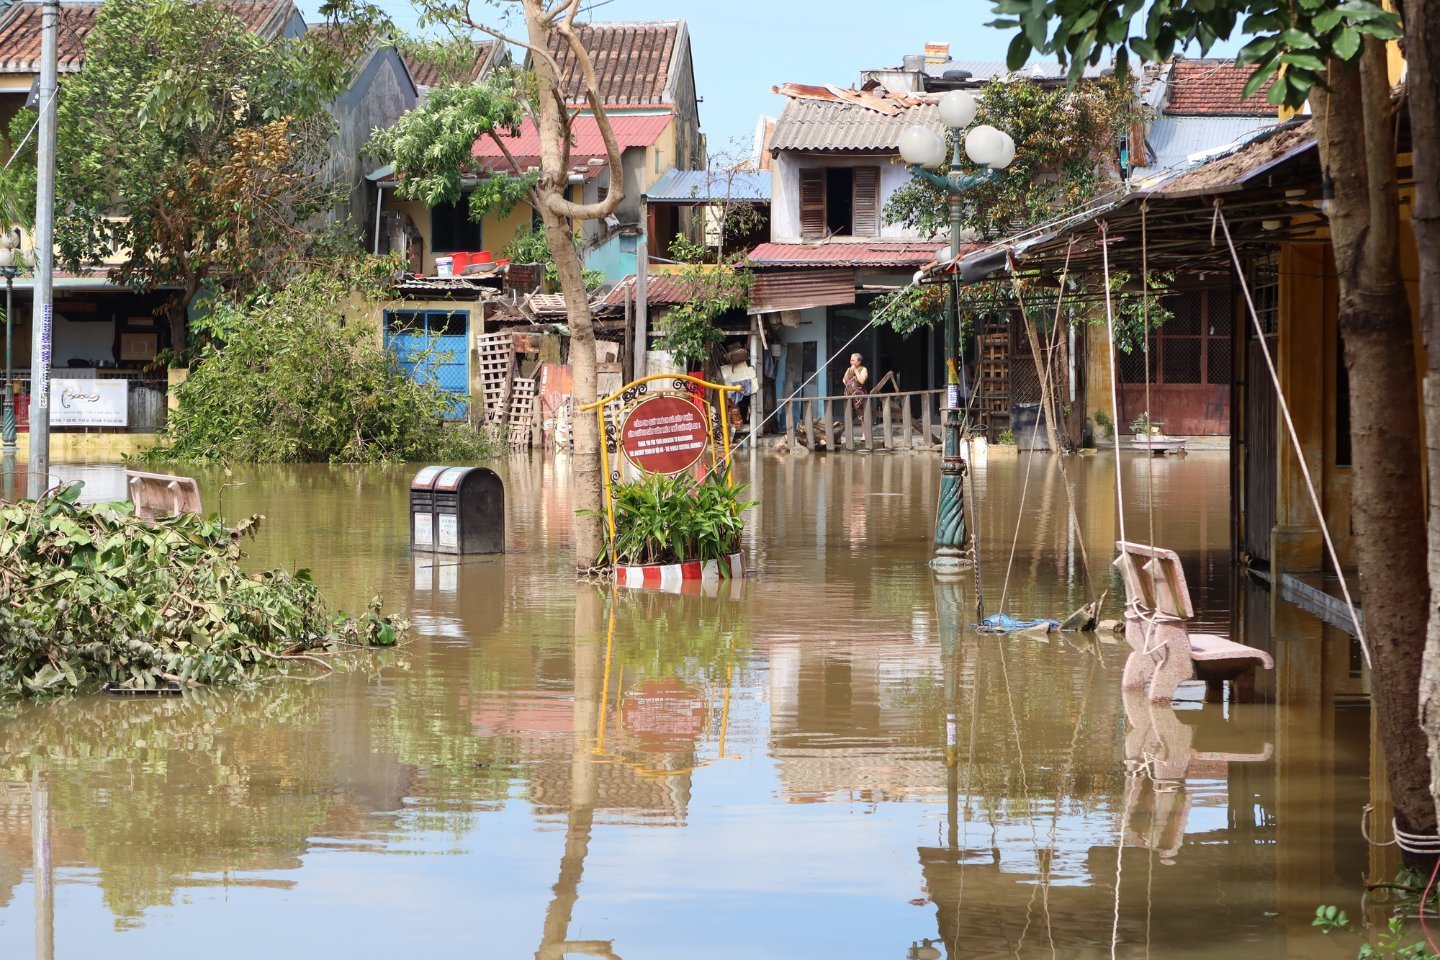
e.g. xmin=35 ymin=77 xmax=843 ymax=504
xmin=616 ymin=551 xmax=744 ymax=589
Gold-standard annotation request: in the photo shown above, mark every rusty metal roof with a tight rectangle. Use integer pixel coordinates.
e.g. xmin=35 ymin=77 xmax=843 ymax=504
xmin=769 ymin=96 xmax=941 ymax=153
xmin=748 ymin=241 xmax=950 ymax=268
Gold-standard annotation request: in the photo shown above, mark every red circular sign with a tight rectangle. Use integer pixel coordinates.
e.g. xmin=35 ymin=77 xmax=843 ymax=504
xmin=620 ymin=394 xmax=710 ymax=475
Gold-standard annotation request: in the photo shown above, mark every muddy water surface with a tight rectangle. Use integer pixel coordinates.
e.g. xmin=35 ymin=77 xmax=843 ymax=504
xmin=0 ymin=450 xmax=1371 ymax=958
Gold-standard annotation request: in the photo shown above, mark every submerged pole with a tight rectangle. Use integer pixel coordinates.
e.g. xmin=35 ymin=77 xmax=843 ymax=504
xmin=26 ymin=0 xmax=59 ymax=498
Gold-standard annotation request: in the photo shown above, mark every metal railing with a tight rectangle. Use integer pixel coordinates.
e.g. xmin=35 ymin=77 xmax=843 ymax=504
xmin=2 ymin=372 xmax=169 ymax=433
xmin=779 ymin=388 xmax=948 ymax=452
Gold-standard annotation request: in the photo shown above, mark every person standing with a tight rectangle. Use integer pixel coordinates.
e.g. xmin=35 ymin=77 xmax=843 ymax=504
xmin=843 ymin=352 xmax=869 ymax=414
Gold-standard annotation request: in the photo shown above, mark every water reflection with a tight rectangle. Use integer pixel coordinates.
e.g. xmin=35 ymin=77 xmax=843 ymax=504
xmin=0 ymin=452 xmax=1383 ymax=958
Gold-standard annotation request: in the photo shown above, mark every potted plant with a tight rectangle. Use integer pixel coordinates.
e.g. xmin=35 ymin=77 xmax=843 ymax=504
xmin=599 ymin=473 xmax=754 ymax=586
xmin=1130 ymin=412 xmax=1163 ymax=439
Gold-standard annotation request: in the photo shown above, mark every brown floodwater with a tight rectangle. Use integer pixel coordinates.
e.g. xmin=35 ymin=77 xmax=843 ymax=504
xmin=0 ymin=449 xmax=1382 ymax=958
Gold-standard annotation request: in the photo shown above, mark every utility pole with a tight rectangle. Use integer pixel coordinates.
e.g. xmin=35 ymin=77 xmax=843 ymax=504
xmin=633 ymin=209 xmax=648 ymax=381
xmin=26 ymin=0 xmax=59 ymax=498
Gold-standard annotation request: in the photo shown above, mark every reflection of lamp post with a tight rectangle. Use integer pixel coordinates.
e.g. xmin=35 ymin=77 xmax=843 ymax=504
xmin=899 ymin=91 xmax=1016 ymax=572
xmin=0 ymin=228 xmax=31 ymax=453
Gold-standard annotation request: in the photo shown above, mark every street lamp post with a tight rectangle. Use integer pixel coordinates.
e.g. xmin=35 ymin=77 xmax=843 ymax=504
xmin=899 ymin=91 xmax=1015 ymax=573
xmin=0 ymin=229 xmax=28 ymax=454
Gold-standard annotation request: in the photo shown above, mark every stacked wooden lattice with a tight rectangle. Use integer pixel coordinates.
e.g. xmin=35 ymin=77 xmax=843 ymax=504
xmin=476 ymin=333 xmax=516 ymax=427
xmin=507 ymin=378 xmax=537 ymax=448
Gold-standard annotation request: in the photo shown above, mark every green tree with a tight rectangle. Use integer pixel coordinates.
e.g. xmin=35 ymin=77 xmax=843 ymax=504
xmin=987 ymin=0 xmax=1440 ymax=870
xmin=148 ymin=264 xmax=492 ymax=464
xmin=884 ymin=76 xmax=1138 ymax=240
xmin=6 ymin=0 xmax=381 ymax=356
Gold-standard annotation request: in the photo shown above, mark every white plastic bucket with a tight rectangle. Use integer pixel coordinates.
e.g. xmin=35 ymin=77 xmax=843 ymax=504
xmin=435 ymin=256 xmax=453 ymax=277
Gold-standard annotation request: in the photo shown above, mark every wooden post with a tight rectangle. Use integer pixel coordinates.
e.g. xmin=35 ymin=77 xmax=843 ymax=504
xmin=840 ymin=399 xmax=853 ymax=451
xmin=921 ymin=393 xmax=933 ymax=449
xmin=882 ymin=397 xmax=893 ymax=451
xmin=862 ymin=397 xmax=874 ymax=451
xmin=786 ymin=399 xmax=796 ymax=450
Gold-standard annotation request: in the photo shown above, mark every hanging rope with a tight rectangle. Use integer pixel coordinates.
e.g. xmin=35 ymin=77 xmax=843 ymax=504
xmin=1100 ymin=223 xmax=1128 ymax=549
xmin=1212 ymin=201 xmax=1370 ymax=666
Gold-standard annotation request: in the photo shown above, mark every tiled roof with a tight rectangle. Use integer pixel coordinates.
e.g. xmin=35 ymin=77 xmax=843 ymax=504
xmin=644 ymin=168 xmax=770 ymax=203
xmin=1164 ymin=58 xmax=1277 ymax=116
xmin=770 ymin=97 xmax=941 ymax=153
xmin=401 ymin=40 xmax=499 ymax=89
xmin=544 ymin=20 xmax=681 ymax=106
xmin=0 ymin=0 xmax=298 ymax=74
xmin=471 ymin=113 xmax=671 ymax=176
xmin=747 ymin=241 xmax=951 ymax=268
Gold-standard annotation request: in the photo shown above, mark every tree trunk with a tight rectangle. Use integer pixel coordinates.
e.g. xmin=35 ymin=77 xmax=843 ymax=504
xmin=1407 ymin=0 xmax=1440 ymax=840
xmin=546 ymin=210 xmax=604 ymax=568
xmin=1317 ymin=44 xmax=1437 ymax=871
xmin=522 ymin=0 xmax=610 ymax=571
xmin=167 ymin=298 xmax=188 ymax=358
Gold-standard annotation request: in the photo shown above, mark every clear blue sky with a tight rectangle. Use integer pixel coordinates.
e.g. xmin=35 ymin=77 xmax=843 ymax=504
xmin=302 ymin=0 xmax=1243 ymax=154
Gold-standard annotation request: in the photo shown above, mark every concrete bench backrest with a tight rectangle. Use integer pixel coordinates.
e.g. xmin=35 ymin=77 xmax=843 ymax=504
xmin=1113 ymin=541 xmax=1195 ymax=621
xmin=126 ymin=470 xmax=202 ymax=521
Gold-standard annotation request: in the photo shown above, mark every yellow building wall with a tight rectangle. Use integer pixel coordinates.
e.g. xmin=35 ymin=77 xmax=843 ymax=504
xmin=391 ymin=197 xmax=535 ymax=276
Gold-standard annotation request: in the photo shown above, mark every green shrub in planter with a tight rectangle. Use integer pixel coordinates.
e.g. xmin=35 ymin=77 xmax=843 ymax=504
xmin=596 ymin=473 xmax=755 ymax=567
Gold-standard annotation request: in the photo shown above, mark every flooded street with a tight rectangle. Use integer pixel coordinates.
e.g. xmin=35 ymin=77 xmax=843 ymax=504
xmin=0 ymin=450 xmax=1374 ymax=958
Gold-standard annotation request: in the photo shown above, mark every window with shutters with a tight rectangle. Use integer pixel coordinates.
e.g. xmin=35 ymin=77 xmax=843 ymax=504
xmin=798 ymin=166 xmax=882 ymax=239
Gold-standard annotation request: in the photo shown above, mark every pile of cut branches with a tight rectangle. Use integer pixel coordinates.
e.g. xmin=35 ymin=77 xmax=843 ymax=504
xmin=0 ymin=484 xmax=405 ymax=697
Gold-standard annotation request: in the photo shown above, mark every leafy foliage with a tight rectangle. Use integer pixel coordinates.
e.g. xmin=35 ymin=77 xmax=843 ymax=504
xmin=987 ymin=0 xmax=1403 ymax=105
xmin=0 ymin=484 xmax=405 ymax=698
xmin=7 ymin=0 xmax=381 ymax=353
xmin=873 ymin=284 xmax=949 ymax=337
xmin=1102 ymin=270 xmax=1176 ymax=354
xmin=503 ymin=226 xmax=603 ymax=292
xmin=654 ymin=238 xmax=754 ymax=368
xmin=1313 ymin=904 xmax=1438 ymax=959
xmin=600 ymin=473 xmax=754 ymax=566
xmin=884 ymin=77 xmax=1139 ymax=240
xmin=369 ymin=75 xmax=535 ymax=219
xmin=144 ymin=267 xmax=496 ymax=463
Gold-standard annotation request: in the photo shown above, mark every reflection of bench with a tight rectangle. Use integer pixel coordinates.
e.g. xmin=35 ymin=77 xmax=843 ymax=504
xmin=1114 ymin=541 xmax=1274 ymax=703
xmin=126 ymin=470 xmax=202 ymax=520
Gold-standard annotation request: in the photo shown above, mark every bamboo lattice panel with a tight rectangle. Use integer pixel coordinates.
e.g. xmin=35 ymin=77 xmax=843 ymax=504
xmin=477 ymin=333 xmax=515 ymax=423
xmin=507 ymin=378 xmax=537 ymax=448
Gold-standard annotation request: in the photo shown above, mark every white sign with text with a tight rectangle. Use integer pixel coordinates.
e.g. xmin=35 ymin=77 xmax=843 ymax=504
xmin=50 ymin=378 xmax=128 ymax=427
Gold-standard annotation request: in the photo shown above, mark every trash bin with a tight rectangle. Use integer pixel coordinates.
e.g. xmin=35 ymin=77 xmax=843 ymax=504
xmin=432 ymin=466 xmax=505 ymax=555
xmin=410 ymin=465 xmax=447 ymax=551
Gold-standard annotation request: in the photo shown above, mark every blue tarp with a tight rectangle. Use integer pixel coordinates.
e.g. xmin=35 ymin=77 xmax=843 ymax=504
xmin=979 ymin=613 xmax=1061 ymax=633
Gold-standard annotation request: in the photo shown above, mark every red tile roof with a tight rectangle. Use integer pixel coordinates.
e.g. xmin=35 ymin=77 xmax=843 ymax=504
xmin=471 ymin=113 xmax=672 ymax=175
xmin=1164 ymin=58 xmax=1278 ymax=116
xmin=401 ymin=40 xmax=500 ymax=89
xmin=0 ymin=0 xmax=298 ymax=74
xmin=747 ymin=241 xmax=952 ymax=268
xmin=543 ymin=20 xmax=681 ymax=106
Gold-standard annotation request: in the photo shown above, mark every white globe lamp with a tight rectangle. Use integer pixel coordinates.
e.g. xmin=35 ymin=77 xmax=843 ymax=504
xmin=991 ymin=132 xmax=1017 ymax=170
xmin=937 ymin=90 xmax=978 ymax=130
xmin=964 ymin=124 xmax=1004 ymax=166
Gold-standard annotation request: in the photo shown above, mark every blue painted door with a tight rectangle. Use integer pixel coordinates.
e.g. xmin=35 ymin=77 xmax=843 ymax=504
xmin=385 ymin=310 xmax=470 ymax=419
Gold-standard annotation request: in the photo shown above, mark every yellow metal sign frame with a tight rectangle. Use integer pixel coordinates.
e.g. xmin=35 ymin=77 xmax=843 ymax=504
xmin=580 ymin=373 xmax=739 ymax=569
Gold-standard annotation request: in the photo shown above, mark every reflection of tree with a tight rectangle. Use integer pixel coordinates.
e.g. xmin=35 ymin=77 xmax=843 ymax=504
xmin=536 ymin=589 xmax=618 ymax=960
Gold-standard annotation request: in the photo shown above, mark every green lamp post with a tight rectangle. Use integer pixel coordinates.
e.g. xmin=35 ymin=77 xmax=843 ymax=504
xmin=0 ymin=228 xmax=30 ymax=454
xmin=898 ymin=90 xmax=1015 ymax=572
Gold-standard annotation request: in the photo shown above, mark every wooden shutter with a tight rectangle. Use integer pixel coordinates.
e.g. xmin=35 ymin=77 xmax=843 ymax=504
xmin=852 ymin=167 xmax=880 ymax=237
xmin=799 ymin=168 xmax=825 ymax=239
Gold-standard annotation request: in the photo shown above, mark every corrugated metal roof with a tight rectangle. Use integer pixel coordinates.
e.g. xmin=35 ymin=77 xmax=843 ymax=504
xmin=769 ymin=99 xmax=941 ymax=153
xmin=1134 ymin=115 xmax=1279 ymax=180
xmin=598 ymin=273 xmax=694 ymax=309
xmin=748 ymin=241 xmax=948 ymax=267
xmin=750 ymin=268 xmax=855 ymax=314
xmin=644 ymin=169 xmax=770 ymax=202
